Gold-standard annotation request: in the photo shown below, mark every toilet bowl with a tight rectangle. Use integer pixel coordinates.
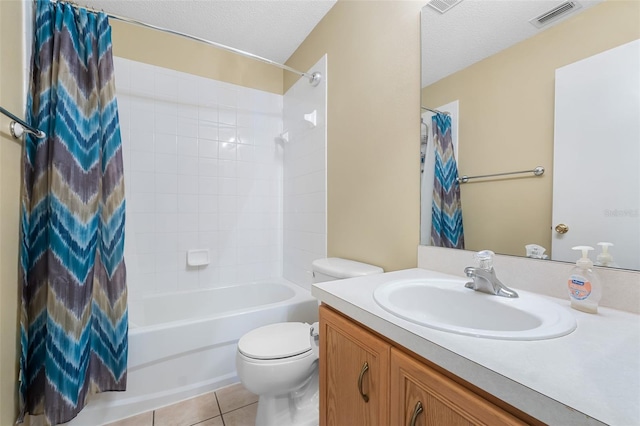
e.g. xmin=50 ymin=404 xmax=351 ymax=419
xmin=236 ymin=322 xmax=320 ymax=426
xmin=235 ymin=258 xmax=384 ymax=426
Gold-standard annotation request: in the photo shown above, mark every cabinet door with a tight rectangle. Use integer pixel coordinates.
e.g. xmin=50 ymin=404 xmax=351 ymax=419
xmin=390 ymin=349 xmax=526 ymax=426
xmin=319 ymin=305 xmax=390 ymax=426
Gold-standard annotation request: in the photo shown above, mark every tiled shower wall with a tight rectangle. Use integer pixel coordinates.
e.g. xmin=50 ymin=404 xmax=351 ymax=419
xmin=114 ymin=57 xmax=284 ymax=300
xmin=283 ymin=56 xmax=328 ymax=290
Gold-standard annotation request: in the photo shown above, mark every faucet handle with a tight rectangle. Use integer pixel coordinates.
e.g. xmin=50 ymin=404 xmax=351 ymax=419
xmin=474 ymin=250 xmax=495 ymax=270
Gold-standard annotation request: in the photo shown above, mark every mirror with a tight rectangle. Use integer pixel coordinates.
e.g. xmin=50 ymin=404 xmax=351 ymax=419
xmin=420 ymin=0 xmax=640 ymax=271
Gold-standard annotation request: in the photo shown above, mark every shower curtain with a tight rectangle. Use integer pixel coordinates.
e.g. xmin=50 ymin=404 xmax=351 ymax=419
xmin=430 ymin=112 xmax=465 ymax=249
xmin=420 ymin=115 xmax=435 ymax=245
xmin=19 ymin=1 xmax=127 ymax=424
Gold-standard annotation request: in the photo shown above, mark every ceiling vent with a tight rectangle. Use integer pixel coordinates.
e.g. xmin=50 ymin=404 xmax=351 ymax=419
xmin=529 ymin=1 xmax=582 ymax=28
xmin=427 ymin=0 xmax=463 ymax=14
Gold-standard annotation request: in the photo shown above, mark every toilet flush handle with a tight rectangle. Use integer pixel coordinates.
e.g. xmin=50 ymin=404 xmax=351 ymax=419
xmin=309 ymin=322 xmax=320 ymax=358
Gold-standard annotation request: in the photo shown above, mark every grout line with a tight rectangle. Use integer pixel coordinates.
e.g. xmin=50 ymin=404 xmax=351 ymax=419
xmin=214 ymin=392 xmax=226 ymax=426
xmin=226 ymin=401 xmax=259 ymax=413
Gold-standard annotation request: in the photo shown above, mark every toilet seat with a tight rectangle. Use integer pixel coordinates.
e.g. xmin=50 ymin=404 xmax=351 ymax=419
xmin=238 ymin=322 xmax=311 ymax=360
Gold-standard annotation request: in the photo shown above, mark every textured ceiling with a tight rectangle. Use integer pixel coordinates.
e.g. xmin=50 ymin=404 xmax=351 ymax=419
xmin=421 ymin=0 xmax=604 ymax=87
xmin=83 ymin=0 xmax=337 ymax=64
xmin=80 ymin=1 xmax=606 ymax=87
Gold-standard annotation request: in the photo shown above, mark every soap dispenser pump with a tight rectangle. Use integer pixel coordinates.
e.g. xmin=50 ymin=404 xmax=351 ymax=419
xmin=567 ymin=246 xmax=602 ymax=314
xmin=595 ymin=242 xmax=618 ymax=267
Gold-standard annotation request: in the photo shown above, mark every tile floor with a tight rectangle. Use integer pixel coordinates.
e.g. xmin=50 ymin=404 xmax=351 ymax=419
xmin=105 ymin=383 xmax=258 ymax=426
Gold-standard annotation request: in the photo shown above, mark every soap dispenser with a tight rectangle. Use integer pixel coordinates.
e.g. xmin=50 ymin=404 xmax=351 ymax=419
xmin=595 ymin=242 xmax=618 ymax=267
xmin=567 ymin=246 xmax=602 ymax=314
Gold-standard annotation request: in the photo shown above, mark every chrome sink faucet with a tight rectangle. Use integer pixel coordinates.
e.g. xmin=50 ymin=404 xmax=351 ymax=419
xmin=464 ymin=250 xmax=519 ymax=298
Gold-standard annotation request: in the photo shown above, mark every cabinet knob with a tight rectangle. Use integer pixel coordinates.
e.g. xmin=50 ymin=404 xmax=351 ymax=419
xmin=357 ymin=361 xmax=370 ymax=402
xmin=410 ymin=401 xmax=424 ymax=426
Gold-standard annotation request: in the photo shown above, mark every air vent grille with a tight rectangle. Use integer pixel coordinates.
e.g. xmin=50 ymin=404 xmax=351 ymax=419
xmin=427 ymin=0 xmax=463 ymax=14
xmin=530 ymin=1 xmax=582 ymax=28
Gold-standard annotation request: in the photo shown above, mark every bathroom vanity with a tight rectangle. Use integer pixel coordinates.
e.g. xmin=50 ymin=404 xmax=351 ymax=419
xmin=312 ymin=267 xmax=640 ymax=425
xmin=319 ymin=305 xmax=535 ymax=425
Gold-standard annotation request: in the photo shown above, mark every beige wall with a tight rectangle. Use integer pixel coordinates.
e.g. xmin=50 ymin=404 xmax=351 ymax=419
xmin=422 ymin=0 xmax=640 ymax=258
xmin=0 ymin=1 xmax=26 ymax=423
xmin=110 ymin=20 xmax=284 ymax=94
xmin=285 ymin=0 xmax=423 ymax=272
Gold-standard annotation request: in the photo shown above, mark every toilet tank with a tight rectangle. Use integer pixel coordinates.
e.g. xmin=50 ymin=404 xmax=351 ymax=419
xmin=311 ymin=258 xmax=384 ymax=283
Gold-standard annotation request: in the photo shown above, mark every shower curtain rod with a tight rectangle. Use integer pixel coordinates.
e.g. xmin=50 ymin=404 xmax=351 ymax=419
xmin=0 ymin=106 xmax=46 ymax=139
xmin=421 ymin=106 xmax=450 ymax=115
xmin=51 ymin=0 xmax=322 ymax=87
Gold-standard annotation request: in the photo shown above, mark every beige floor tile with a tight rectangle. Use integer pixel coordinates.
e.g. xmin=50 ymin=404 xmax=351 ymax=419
xmin=215 ymin=382 xmax=258 ymax=414
xmin=192 ymin=415 xmax=224 ymax=426
xmin=154 ymin=392 xmax=220 ymax=426
xmin=104 ymin=411 xmax=153 ymax=426
xmin=221 ymin=402 xmax=258 ymax=426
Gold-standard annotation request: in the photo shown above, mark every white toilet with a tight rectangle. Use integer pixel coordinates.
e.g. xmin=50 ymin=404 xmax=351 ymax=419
xmin=236 ymin=258 xmax=384 ymax=426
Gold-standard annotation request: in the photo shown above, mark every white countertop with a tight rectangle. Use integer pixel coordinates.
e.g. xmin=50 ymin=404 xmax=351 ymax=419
xmin=311 ymin=268 xmax=640 ymax=426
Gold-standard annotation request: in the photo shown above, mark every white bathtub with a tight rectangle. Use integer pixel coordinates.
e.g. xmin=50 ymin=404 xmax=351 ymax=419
xmin=68 ymin=278 xmax=318 ymax=426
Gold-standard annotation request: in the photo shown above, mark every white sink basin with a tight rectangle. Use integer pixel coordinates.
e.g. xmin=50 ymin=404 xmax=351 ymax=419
xmin=373 ymin=278 xmax=577 ymax=340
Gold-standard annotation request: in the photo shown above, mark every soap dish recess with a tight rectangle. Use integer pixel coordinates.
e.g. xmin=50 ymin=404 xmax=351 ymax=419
xmin=187 ymin=249 xmax=210 ymax=266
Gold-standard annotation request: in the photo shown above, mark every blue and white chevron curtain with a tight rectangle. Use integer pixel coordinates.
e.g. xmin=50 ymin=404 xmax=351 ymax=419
xmin=19 ymin=1 xmax=127 ymax=424
xmin=430 ymin=112 xmax=465 ymax=249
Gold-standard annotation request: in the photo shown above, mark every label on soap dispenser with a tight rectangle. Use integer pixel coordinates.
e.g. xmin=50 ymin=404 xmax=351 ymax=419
xmin=568 ymin=274 xmax=592 ymax=300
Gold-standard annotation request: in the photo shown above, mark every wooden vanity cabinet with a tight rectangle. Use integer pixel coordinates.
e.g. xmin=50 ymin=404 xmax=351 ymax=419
xmin=320 ymin=305 xmax=534 ymax=426
xmin=319 ymin=305 xmax=390 ymax=426
xmin=390 ymin=348 xmax=526 ymax=426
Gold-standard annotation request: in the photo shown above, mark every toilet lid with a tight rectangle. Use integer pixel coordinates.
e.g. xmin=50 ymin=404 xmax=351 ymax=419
xmin=238 ymin=322 xmax=311 ymax=360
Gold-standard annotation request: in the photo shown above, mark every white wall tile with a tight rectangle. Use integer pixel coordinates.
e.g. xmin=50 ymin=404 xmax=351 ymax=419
xmin=219 ymin=126 xmax=237 ymax=143
xmin=218 ymin=107 xmax=237 ymax=126
xmin=199 ymin=106 xmax=218 ymax=123
xmin=155 ymin=72 xmax=179 ymax=101
xmin=178 ymin=156 xmax=199 ymax=176
xmin=198 ymin=139 xmax=218 ymax=158
xmin=155 ymin=270 xmax=178 ymax=294
xmin=198 ymin=176 xmax=218 ymax=194
xmin=283 ymin=56 xmax=327 ymax=287
xmin=199 ymin=122 xmax=219 ymax=142
xmin=178 ymin=232 xmax=200 ymax=251
xmin=178 ymin=213 xmax=199 ymax=233
xmin=155 ymin=133 xmax=177 ymax=155
xmin=218 ymin=160 xmax=237 ymax=178
xmin=178 ymin=174 xmax=199 ymax=194
xmin=198 ymin=158 xmax=218 ymax=177
xmin=218 ymin=142 xmax=237 ymax=160
xmin=198 ymin=266 xmax=220 ymax=288
xmin=156 ymin=173 xmax=177 ymax=194
xmin=178 ymin=76 xmax=199 ymax=105
xmin=130 ymin=129 xmax=154 ymax=153
xmin=118 ymin=57 xmax=292 ymax=299
xmin=155 ymin=113 xmax=178 ymax=135
xmin=155 ymin=153 xmax=178 ymax=174
xmin=155 ymin=213 xmax=178 ymax=233
xmin=131 ymin=150 xmax=155 ymax=172
xmin=198 ymin=232 xmax=220 ymax=250
xmin=198 ymin=213 xmax=218 ymax=232
xmin=156 ymin=193 xmax=178 ymax=213
xmin=218 ymin=87 xmax=237 ymax=108
xmin=178 ymin=136 xmax=198 ymax=157
xmin=178 ymin=194 xmax=198 ymax=213
xmin=177 ymin=117 xmax=198 ymax=138
xmin=199 ymin=195 xmax=218 ymax=213
xmin=130 ymin=63 xmax=155 ymax=95
xmin=130 ymin=171 xmax=155 ymax=194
